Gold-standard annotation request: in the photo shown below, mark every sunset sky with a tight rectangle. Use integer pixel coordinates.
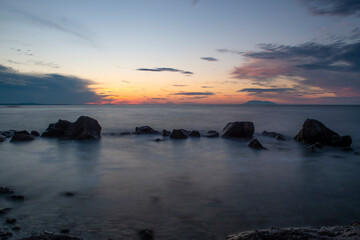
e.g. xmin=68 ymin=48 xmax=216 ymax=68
xmin=0 ymin=0 xmax=359 ymax=104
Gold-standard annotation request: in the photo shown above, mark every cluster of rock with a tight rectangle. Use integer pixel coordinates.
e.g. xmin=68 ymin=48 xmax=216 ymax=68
xmin=227 ymin=222 xmax=360 ymax=240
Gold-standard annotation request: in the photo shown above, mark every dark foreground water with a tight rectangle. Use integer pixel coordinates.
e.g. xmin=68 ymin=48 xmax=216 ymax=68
xmin=0 ymin=105 xmax=359 ymax=240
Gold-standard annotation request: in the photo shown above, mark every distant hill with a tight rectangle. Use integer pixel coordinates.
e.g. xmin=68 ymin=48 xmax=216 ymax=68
xmin=243 ymin=100 xmax=277 ymax=105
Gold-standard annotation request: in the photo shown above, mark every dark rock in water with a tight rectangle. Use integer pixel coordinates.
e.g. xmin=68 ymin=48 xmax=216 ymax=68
xmin=21 ymin=233 xmax=83 ymax=240
xmin=10 ymin=131 xmax=35 ymax=142
xmin=307 ymin=142 xmax=323 ymax=152
xmin=135 ymin=126 xmax=158 ymax=135
xmin=343 ymin=147 xmax=354 ymax=152
xmin=248 ymin=139 xmax=267 ymax=150
xmin=0 ymin=134 xmax=5 ymax=142
xmin=31 ymin=130 xmax=40 ymax=137
xmin=0 ymin=208 xmax=11 ymax=215
xmin=227 ymin=223 xmax=360 ymax=240
xmin=64 ymin=116 xmax=101 ymax=140
xmin=5 ymin=218 xmax=16 ymax=224
xmin=203 ymin=130 xmax=219 ymax=138
xmin=0 ymin=230 xmax=12 ymax=238
xmin=1 ymin=130 xmax=16 ymax=138
xmin=41 ymin=119 xmax=72 ymax=138
xmin=62 ymin=192 xmax=75 ymax=197
xmin=262 ymin=131 xmax=285 ymax=140
xmin=60 ymin=229 xmax=70 ymax=234
xmin=12 ymin=226 xmax=21 ymax=231
xmin=120 ymin=132 xmax=131 ymax=135
xmin=154 ymin=138 xmax=162 ymax=142
xmin=170 ymin=129 xmax=188 ymax=139
xmin=222 ymin=122 xmax=254 ymax=138
xmin=162 ymin=129 xmax=171 ymax=137
xmin=138 ymin=229 xmax=154 ymax=240
xmin=189 ymin=130 xmax=201 ymax=137
xmin=355 ymin=152 xmax=360 ymax=155
xmin=294 ymin=119 xmax=351 ymax=147
xmin=8 ymin=195 xmax=24 ymax=201
xmin=0 ymin=186 xmax=14 ymax=194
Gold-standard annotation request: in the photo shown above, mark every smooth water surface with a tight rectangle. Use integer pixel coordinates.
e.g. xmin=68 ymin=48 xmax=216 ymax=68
xmin=0 ymin=105 xmax=359 ymax=239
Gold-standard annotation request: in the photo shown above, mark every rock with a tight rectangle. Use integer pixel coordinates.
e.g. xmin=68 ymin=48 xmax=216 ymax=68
xmin=63 ymin=192 xmax=75 ymax=197
xmin=307 ymin=142 xmax=323 ymax=151
xmin=64 ymin=116 xmax=101 ymax=140
xmin=170 ymin=129 xmax=188 ymax=139
xmin=294 ymin=119 xmax=351 ymax=147
xmin=203 ymin=130 xmax=219 ymax=138
xmin=12 ymin=226 xmax=21 ymax=231
xmin=0 ymin=208 xmax=11 ymax=215
xmin=5 ymin=218 xmax=16 ymax=224
xmin=0 ymin=186 xmax=14 ymax=194
xmin=262 ymin=131 xmax=285 ymax=140
xmin=154 ymin=138 xmax=162 ymax=142
xmin=31 ymin=131 xmax=40 ymax=137
xmin=120 ymin=132 xmax=131 ymax=135
xmin=21 ymin=233 xmax=83 ymax=240
xmin=343 ymin=147 xmax=354 ymax=152
xmin=0 ymin=134 xmax=5 ymax=142
xmin=0 ymin=130 xmax=16 ymax=138
xmin=60 ymin=229 xmax=70 ymax=234
xmin=222 ymin=122 xmax=254 ymax=138
xmin=10 ymin=131 xmax=35 ymax=142
xmin=227 ymin=223 xmax=360 ymax=240
xmin=0 ymin=230 xmax=12 ymax=238
xmin=189 ymin=130 xmax=201 ymax=137
xmin=41 ymin=119 xmax=72 ymax=138
xmin=162 ymin=129 xmax=171 ymax=137
xmin=8 ymin=195 xmax=24 ymax=201
xmin=138 ymin=229 xmax=154 ymax=240
xmin=135 ymin=126 xmax=158 ymax=135
xmin=248 ymin=139 xmax=267 ymax=150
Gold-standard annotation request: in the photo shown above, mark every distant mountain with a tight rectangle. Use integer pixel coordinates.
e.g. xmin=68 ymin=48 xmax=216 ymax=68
xmin=243 ymin=100 xmax=277 ymax=105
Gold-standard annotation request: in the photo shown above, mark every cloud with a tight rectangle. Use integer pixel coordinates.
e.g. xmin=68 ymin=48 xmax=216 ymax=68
xmin=301 ymin=0 xmax=360 ymax=16
xmin=201 ymin=85 xmax=214 ymax=88
xmin=238 ymin=88 xmax=294 ymax=93
xmin=201 ymin=57 xmax=218 ymax=62
xmin=137 ymin=67 xmax=193 ymax=75
xmin=3 ymin=4 xmax=95 ymax=46
xmin=192 ymin=0 xmax=200 ymax=6
xmin=151 ymin=98 xmax=167 ymax=100
xmin=172 ymin=84 xmax=187 ymax=87
xmin=172 ymin=91 xmax=215 ymax=96
xmin=216 ymin=49 xmax=243 ymax=55
xmin=29 ymin=60 xmax=59 ymax=69
xmin=0 ymin=64 xmax=102 ymax=104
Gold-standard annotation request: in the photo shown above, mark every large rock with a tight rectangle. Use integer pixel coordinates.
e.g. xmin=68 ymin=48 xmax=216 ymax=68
xmin=228 ymin=223 xmax=360 ymax=240
xmin=170 ymin=129 xmax=188 ymax=139
xmin=64 ymin=116 xmax=101 ymax=140
xmin=41 ymin=119 xmax=72 ymax=138
xmin=294 ymin=119 xmax=351 ymax=147
xmin=10 ymin=131 xmax=35 ymax=142
xmin=222 ymin=122 xmax=254 ymax=138
xmin=135 ymin=126 xmax=158 ymax=134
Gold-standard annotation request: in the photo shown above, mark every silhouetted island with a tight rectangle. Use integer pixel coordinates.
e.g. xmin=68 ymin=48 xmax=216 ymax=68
xmin=243 ymin=100 xmax=277 ymax=105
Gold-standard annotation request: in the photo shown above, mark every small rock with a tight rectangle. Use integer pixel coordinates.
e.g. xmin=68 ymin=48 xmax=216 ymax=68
xmin=203 ymin=130 xmax=219 ymax=138
xmin=343 ymin=147 xmax=353 ymax=152
xmin=355 ymin=152 xmax=359 ymax=155
xmin=0 ymin=130 xmax=16 ymax=138
xmin=120 ymin=132 xmax=131 ymax=135
xmin=262 ymin=131 xmax=285 ymax=140
xmin=162 ymin=129 xmax=171 ymax=137
xmin=6 ymin=218 xmax=16 ymax=224
xmin=60 ymin=229 xmax=70 ymax=234
xmin=30 ymin=131 xmax=40 ymax=137
xmin=135 ymin=126 xmax=158 ymax=135
xmin=0 ymin=134 xmax=5 ymax=142
xmin=0 ymin=230 xmax=12 ymax=238
xmin=307 ymin=142 xmax=323 ymax=151
xmin=188 ymin=130 xmax=201 ymax=137
xmin=10 ymin=131 xmax=35 ymax=142
xmin=0 ymin=208 xmax=12 ymax=215
xmin=154 ymin=138 xmax=162 ymax=142
xmin=63 ymin=192 xmax=75 ymax=197
xmin=248 ymin=139 xmax=267 ymax=150
xmin=170 ymin=129 xmax=188 ymax=139
xmin=0 ymin=186 xmax=14 ymax=194
xmin=138 ymin=229 xmax=154 ymax=240
xmin=8 ymin=195 xmax=24 ymax=201
xmin=12 ymin=226 xmax=21 ymax=231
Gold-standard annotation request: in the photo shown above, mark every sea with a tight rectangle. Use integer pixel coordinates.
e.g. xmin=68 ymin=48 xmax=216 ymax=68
xmin=0 ymin=104 xmax=359 ymax=240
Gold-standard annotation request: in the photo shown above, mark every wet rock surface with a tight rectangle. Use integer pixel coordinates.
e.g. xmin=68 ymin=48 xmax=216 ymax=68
xmin=248 ymin=139 xmax=267 ymax=150
xmin=189 ymin=130 xmax=201 ymax=137
xmin=170 ymin=129 xmax=188 ymax=139
xmin=227 ymin=223 xmax=360 ymax=240
xmin=10 ymin=131 xmax=35 ymax=142
xmin=41 ymin=120 xmax=71 ymax=138
xmin=222 ymin=122 xmax=254 ymax=138
xmin=203 ymin=130 xmax=219 ymax=138
xmin=138 ymin=229 xmax=154 ymax=240
xmin=162 ymin=129 xmax=171 ymax=137
xmin=294 ymin=119 xmax=352 ymax=147
xmin=135 ymin=126 xmax=159 ymax=135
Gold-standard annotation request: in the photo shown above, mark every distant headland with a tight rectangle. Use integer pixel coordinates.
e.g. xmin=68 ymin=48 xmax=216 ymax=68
xmin=243 ymin=100 xmax=277 ymax=105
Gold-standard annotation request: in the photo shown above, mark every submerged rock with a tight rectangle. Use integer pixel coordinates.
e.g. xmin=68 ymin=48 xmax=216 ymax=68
xmin=262 ymin=131 xmax=285 ymax=140
xmin=8 ymin=195 xmax=25 ymax=201
xmin=10 ymin=131 xmax=35 ymax=142
xmin=41 ymin=119 xmax=72 ymax=138
xmin=138 ymin=229 xmax=154 ymax=240
xmin=5 ymin=218 xmax=16 ymax=224
xmin=307 ymin=142 xmax=323 ymax=152
xmin=248 ymin=139 xmax=267 ymax=150
xmin=294 ymin=119 xmax=351 ymax=147
xmin=222 ymin=122 xmax=254 ymax=138
xmin=21 ymin=233 xmax=83 ymax=240
xmin=0 ymin=186 xmax=14 ymax=194
xmin=135 ymin=126 xmax=158 ymax=135
xmin=227 ymin=223 xmax=360 ymax=240
xmin=170 ymin=129 xmax=188 ymax=139
xmin=0 ymin=230 xmax=12 ymax=238
xmin=203 ymin=130 xmax=219 ymax=138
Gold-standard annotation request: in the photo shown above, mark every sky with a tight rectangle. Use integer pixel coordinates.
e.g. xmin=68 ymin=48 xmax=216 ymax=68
xmin=0 ymin=0 xmax=359 ymax=104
